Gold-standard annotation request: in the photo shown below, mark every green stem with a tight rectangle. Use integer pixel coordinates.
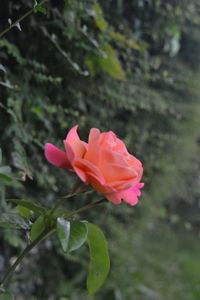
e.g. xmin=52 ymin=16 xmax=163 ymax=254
xmin=0 ymin=0 xmax=49 ymax=39
xmin=49 ymin=185 xmax=93 ymax=217
xmin=66 ymin=198 xmax=106 ymax=218
xmin=0 ymin=228 xmax=54 ymax=289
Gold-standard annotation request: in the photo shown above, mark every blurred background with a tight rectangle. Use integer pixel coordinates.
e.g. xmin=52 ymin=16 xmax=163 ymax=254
xmin=0 ymin=0 xmax=200 ymax=299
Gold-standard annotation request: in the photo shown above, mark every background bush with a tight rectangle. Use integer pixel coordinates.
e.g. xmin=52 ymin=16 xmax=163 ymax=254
xmin=0 ymin=0 xmax=200 ymax=299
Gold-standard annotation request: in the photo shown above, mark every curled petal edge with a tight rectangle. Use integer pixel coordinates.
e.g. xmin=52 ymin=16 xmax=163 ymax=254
xmin=106 ymin=182 xmax=144 ymax=206
xmin=65 ymin=125 xmax=87 ymax=159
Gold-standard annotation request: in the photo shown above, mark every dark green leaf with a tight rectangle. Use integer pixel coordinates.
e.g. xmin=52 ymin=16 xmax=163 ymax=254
xmin=30 ymin=216 xmax=45 ymax=241
xmin=68 ymin=221 xmax=88 ymax=252
xmin=0 ymin=173 xmax=12 ymax=183
xmin=12 ymin=142 xmax=33 ymax=180
xmin=34 ymin=4 xmax=47 ymax=15
xmin=86 ymin=222 xmax=110 ymax=295
xmin=56 ymin=217 xmax=70 ymax=252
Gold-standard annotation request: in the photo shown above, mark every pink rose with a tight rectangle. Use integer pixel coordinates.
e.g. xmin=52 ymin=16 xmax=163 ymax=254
xmin=45 ymin=125 xmax=144 ymax=205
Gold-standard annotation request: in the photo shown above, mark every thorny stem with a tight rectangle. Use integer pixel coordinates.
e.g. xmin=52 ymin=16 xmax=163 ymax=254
xmin=0 ymin=194 xmax=105 ymax=290
xmin=0 ymin=0 xmax=49 ymax=38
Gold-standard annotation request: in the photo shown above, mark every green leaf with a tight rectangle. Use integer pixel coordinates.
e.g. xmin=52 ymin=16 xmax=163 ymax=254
xmin=56 ymin=217 xmax=70 ymax=252
xmin=34 ymin=4 xmax=47 ymax=15
xmin=109 ymin=30 xmax=140 ymax=50
xmin=0 ymin=291 xmax=14 ymax=300
xmin=86 ymin=222 xmax=110 ymax=295
xmin=30 ymin=216 xmax=45 ymax=241
xmin=98 ymin=43 xmax=125 ymax=80
xmin=68 ymin=221 xmax=88 ymax=252
xmin=0 ymin=173 xmax=12 ymax=183
xmin=4 ymin=230 xmax=23 ymax=248
xmin=16 ymin=205 xmax=31 ymax=219
xmin=93 ymin=3 xmax=108 ymax=32
xmin=9 ymin=199 xmax=46 ymax=215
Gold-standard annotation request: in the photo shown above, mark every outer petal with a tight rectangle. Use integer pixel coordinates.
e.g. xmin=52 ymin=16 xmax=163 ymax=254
xmin=44 ymin=143 xmax=71 ymax=169
xmin=105 ymin=192 xmax=122 ymax=205
xmin=64 ymin=125 xmax=87 ymax=159
xmin=106 ymin=182 xmax=144 ymax=206
xmin=73 ymin=157 xmax=105 ymax=185
xmin=119 ymin=182 xmax=144 ymax=206
xmin=84 ymin=128 xmax=101 ymax=165
xmin=128 ymin=156 xmax=143 ymax=181
xmin=73 ymin=157 xmax=116 ymax=194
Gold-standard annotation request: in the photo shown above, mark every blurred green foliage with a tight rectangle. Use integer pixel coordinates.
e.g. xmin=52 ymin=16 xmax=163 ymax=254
xmin=0 ymin=0 xmax=200 ymax=299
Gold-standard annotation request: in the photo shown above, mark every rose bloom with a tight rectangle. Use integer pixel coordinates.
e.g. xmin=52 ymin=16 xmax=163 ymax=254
xmin=45 ymin=126 xmax=144 ymax=205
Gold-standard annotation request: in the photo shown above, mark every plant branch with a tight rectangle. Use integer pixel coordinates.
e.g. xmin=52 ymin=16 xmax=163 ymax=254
xmin=0 ymin=0 xmax=49 ymax=38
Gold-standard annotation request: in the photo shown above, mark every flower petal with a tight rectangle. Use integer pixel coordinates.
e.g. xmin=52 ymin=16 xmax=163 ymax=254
xmin=73 ymin=158 xmax=104 ymax=184
xmin=44 ymin=143 xmax=70 ymax=168
xmin=105 ymin=192 xmax=122 ymax=205
xmin=99 ymin=149 xmax=128 ymax=167
xmin=101 ymin=163 xmax=138 ymax=183
xmin=106 ymin=182 xmax=144 ymax=206
xmin=64 ymin=125 xmax=87 ymax=159
xmin=84 ymin=128 xmax=101 ymax=164
xmin=120 ymin=182 xmax=144 ymax=206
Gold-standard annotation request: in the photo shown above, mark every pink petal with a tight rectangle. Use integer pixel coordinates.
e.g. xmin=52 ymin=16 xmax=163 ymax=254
xmin=106 ymin=182 xmax=144 ymax=206
xmin=101 ymin=163 xmax=138 ymax=183
xmin=64 ymin=141 xmax=75 ymax=164
xmin=73 ymin=165 xmax=88 ymax=183
xmin=107 ymin=179 xmax=135 ymax=190
xmin=128 ymin=156 xmax=143 ymax=181
xmin=44 ymin=143 xmax=71 ymax=169
xmin=84 ymin=128 xmax=101 ymax=165
xmin=64 ymin=125 xmax=87 ymax=159
xmin=86 ymin=171 xmax=116 ymax=194
xmin=73 ymin=157 xmax=105 ymax=185
xmin=105 ymin=193 xmax=122 ymax=205
xmin=99 ymin=149 xmax=128 ymax=167
xmin=120 ymin=182 xmax=144 ymax=206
